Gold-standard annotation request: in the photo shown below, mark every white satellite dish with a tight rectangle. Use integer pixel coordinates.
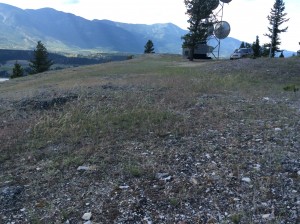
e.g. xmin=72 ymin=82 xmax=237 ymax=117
xmin=214 ymin=21 xmax=231 ymax=39
xmin=220 ymin=0 xmax=232 ymax=3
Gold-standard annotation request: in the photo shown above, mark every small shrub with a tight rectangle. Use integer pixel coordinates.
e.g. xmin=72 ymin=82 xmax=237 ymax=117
xmin=230 ymin=213 xmax=242 ymax=224
xmin=283 ymin=84 xmax=299 ymax=93
xmin=127 ymin=165 xmax=143 ymax=178
xmin=169 ymin=198 xmax=180 ymax=207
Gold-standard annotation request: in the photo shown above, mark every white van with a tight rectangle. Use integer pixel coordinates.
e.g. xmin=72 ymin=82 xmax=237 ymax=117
xmin=230 ymin=48 xmax=254 ymax=59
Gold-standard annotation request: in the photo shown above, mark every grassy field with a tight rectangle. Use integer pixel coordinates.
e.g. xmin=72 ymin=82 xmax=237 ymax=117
xmin=0 ymin=54 xmax=299 ymax=223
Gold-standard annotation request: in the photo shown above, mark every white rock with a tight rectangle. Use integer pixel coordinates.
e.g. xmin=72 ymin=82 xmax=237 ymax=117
xmin=262 ymin=213 xmax=274 ymax=219
xmin=190 ymin=177 xmax=198 ymax=185
xmin=262 ymin=214 xmax=271 ymax=219
xmin=156 ymin=173 xmax=172 ymax=181
xmin=156 ymin=173 xmax=169 ymax=179
xmin=242 ymin=177 xmax=251 ymax=183
xmin=263 ymin=97 xmax=270 ymax=101
xmin=274 ymin=128 xmax=282 ymax=132
xmin=297 ymin=170 xmax=300 ymax=176
xmin=84 ymin=221 xmax=92 ymax=224
xmin=119 ymin=185 xmax=129 ymax=189
xmin=82 ymin=212 xmax=92 ymax=221
xmin=253 ymin=164 xmax=261 ymax=171
xmin=77 ymin=166 xmax=90 ymax=171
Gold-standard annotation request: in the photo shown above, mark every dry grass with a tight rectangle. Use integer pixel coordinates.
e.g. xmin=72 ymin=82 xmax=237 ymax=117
xmin=0 ymin=55 xmax=299 ymax=223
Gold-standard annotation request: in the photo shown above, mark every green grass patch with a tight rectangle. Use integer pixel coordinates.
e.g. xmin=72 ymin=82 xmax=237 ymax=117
xmin=29 ymin=102 xmax=181 ymax=150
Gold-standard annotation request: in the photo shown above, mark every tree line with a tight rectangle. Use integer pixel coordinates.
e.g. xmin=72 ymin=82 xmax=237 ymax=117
xmin=9 ymin=42 xmax=133 ymax=79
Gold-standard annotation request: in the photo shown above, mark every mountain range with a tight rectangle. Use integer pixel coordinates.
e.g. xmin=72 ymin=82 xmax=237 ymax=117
xmin=0 ymin=3 xmax=243 ymax=56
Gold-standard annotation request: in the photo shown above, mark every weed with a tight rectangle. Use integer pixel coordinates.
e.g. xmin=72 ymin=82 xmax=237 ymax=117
xmin=126 ymin=165 xmax=143 ymax=178
xmin=169 ymin=197 xmax=180 ymax=207
xmin=230 ymin=213 xmax=242 ymax=224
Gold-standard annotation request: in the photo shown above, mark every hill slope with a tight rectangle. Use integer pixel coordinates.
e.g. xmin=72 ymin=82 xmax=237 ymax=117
xmin=1 ymin=56 xmax=300 ymax=223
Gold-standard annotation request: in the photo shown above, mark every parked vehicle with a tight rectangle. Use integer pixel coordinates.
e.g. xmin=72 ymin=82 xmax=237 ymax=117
xmin=230 ymin=48 xmax=254 ymax=59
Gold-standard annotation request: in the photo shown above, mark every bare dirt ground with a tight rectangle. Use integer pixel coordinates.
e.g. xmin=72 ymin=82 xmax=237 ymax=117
xmin=0 ymin=55 xmax=299 ymax=223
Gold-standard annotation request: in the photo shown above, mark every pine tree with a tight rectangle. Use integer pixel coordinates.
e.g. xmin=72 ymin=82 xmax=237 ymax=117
xmin=182 ymin=0 xmax=218 ymax=61
xmin=144 ymin=40 xmax=155 ymax=54
xmin=240 ymin=42 xmax=245 ymax=48
xmin=29 ymin=41 xmax=53 ymax=74
xmin=11 ymin=61 xmax=24 ymax=79
xmin=261 ymin=43 xmax=271 ymax=57
xmin=245 ymin=43 xmax=252 ymax=48
xmin=279 ymin=51 xmax=284 ymax=58
xmin=252 ymin=36 xmax=261 ymax=57
xmin=265 ymin=0 xmax=289 ymax=57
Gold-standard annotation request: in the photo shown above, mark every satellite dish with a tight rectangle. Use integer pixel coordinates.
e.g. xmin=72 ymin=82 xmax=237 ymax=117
xmin=220 ymin=0 xmax=232 ymax=3
xmin=214 ymin=21 xmax=231 ymax=39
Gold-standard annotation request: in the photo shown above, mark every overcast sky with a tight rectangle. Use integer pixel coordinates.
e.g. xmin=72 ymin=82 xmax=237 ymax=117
xmin=1 ymin=0 xmax=299 ymax=51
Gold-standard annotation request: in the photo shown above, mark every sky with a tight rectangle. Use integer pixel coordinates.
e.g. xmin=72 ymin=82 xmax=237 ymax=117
xmin=1 ymin=0 xmax=299 ymax=51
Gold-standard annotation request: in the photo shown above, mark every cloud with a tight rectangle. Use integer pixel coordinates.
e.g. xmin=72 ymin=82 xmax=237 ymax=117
xmin=63 ymin=0 xmax=80 ymax=4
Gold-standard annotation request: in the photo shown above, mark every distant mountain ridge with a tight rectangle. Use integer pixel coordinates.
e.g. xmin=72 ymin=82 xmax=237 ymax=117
xmin=0 ymin=3 xmax=242 ymax=56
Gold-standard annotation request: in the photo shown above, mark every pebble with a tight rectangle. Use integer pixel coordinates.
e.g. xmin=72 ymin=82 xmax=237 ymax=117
xmin=262 ymin=213 xmax=274 ymax=219
xmin=77 ymin=166 xmax=90 ymax=171
xmin=82 ymin=212 xmax=92 ymax=221
xmin=274 ymin=128 xmax=282 ymax=132
xmin=253 ymin=164 xmax=261 ymax=171
xmin=242 ymin=177 xmax=251 ymax=183
xmin=156 ymin=173 xmax=172 ymax=181
xmin=263 ymin=97 xmax=270 ymax=101
xmin=77 ymin=165 xmax=97 ymax=171
xmin=190 ymin=177 xmax=198 ymax=185
xmin=205 ymin=153 xmax=211 ymax=159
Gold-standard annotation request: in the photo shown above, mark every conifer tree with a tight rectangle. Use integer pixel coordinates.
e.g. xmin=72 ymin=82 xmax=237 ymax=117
xmin=261 ymin=43 xmax=271 ymax=57
xmin=252 ymin=36 xmax=261 ymax=57
xmin=11 ymin=61 xmax=24 ymax=79
xmin=245 ymin=43 xmax=251 ymax=48
xmin=29 ymin=41 xmax=53 ymax=74
xmin=279 ymin=51 xmax=284 ymax=58
xmin=182 ymin=0 xmax=218 ymax=61
xmin=265 ymin=0 xmax=289 ymax=57
xmin=144 ymin=40 xmax=155 ymax=54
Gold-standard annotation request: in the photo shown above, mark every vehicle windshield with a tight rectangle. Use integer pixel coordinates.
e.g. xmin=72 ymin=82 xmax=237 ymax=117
xmin=236 ymin=48 xmax=249 ymax=53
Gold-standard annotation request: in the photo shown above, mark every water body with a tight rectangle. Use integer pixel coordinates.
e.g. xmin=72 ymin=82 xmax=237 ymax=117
xmin=0 ymin=78 xmax=9 ymax=82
